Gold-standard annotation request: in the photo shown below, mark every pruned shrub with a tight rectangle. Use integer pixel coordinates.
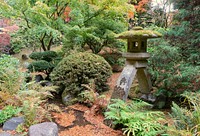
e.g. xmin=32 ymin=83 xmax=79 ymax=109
xmin=50 ymin=52 xmax=112 ymax=97
xmin=28 ymin=51 xmax=60 ymax=79
xmin=28 ymin=60 xmax=53 ymax=72
xmin=29 ymin=51 xmax=57 ymax=61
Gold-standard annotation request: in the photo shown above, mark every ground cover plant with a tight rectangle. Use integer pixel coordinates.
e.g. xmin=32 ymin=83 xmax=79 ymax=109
xmin=0 ymin=54 xmax=58 ymax=133
xmin=0 ymin=106 xmax=21 ymax=125
xmin=168 ymin=92 xmax=200 ymax=135
xmin=105 ymin=99 xmax=167 ymax=136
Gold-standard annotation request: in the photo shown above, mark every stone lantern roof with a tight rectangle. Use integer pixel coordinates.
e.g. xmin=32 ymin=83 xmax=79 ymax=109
xmin=116 ymin=27 xmax=162 ymax=39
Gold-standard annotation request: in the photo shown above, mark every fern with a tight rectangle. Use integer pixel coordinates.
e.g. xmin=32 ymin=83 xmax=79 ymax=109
xmin=169 ymin=92 xmax=200 ymax=135
xmin=105 ymin=99 xmax=167 ymax=136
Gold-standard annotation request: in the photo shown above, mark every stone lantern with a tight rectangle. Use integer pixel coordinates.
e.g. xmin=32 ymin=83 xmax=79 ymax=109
xmin=110 ymin=27 xmax=162 ymax=101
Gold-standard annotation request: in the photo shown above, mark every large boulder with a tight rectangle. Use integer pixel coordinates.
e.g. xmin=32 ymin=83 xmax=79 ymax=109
xmin=28 ymin=122 xmax=58 ymax=136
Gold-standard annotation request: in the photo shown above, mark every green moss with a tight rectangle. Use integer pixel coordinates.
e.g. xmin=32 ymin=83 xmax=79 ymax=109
xmin=116 ymin=29 xmax=162 ymax=39
xmin=132 ymin=26 xmax=143 ymax=30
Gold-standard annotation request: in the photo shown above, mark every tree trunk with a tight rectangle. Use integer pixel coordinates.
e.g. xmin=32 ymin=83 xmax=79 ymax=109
xmin=40 ymin=33 xmax=47 ymax=51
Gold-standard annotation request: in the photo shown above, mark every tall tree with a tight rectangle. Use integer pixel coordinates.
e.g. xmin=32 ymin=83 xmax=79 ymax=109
xmin=128 ymin=0 xmax=152 ymax=28
xmin=167 ymin=0 xmax=200 ymax=63
xmin=62 ymin=0 xmax=134 ymax=54
xmin=0 ymin=0 xmax=68 ymax=51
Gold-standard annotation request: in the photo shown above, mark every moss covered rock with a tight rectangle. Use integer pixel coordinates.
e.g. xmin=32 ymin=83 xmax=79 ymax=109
xmin=116 ymin=27 xmax=162 ymax=39
xmin=50 ymin=52 xmax=112 ymax=105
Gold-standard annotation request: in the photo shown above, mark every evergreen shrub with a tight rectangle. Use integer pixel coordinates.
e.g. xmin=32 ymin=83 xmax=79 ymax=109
xmin=28 ymin=60 xmax=53 ymax=72
xmin=29 ymin=51 xmax=57 ymax=61
xmin=50 ymin=52 xmax=112 ymax=96
xmin=28 ymin=51 xmax=60 ymax=79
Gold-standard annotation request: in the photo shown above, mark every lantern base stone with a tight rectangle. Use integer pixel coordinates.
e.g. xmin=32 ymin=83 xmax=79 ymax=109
xmin=110 ymin=63 xmax=152 ymax=101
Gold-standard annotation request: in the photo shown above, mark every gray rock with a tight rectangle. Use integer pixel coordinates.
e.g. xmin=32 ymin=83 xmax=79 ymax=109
xmin=3 ymin=117 xmax=25 ymax=131
xmin=35 ymin=74 xmax=44 ymax=82
xmin=62 ymin=92 xmax=77 ymax=105
xmin=147 ymin=93 xmax=156 ymax=102
xmin=0 ymin=132 xmax=11 ymax=136
xmin=21 ymin=54 xmax=28 ymax=60
xmin=40 ymin=81 xmax=52 ymax=87
xmin=140 ymin=93 xmax=156 ymax=103
xmin=140 ymin=94 xmax=148 ymax=100
xmin=153 ymin=94 xmax=167 ymax=109
xmin=28 ymin=122 xmax=58 ymax=136
xmin=23 ymin=62 xmax=30 ymax=69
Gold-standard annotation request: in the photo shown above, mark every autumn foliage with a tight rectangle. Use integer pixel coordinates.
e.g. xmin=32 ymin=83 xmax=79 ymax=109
xmin=63 ymin=6 xmax=71 ymax=23
xmin=128 ymin=0 xmax=151 ymax=20
xmin=135 ymin=0 xmax=151 ymax=13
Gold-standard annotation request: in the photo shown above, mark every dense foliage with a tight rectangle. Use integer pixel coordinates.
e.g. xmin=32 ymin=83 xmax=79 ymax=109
xmin=50 ymin=52 xmax=112 ymax=97
xmin=147 ymin=0 xmax=200 ymax=98
xmin=0 ymin=0 xmax=66 ymax=51
xmin=169 ymin=92 xmax=200 ymax=135
xmin=28 ymin=51 xmax=60 ymax=79
xmin=105 ymin=99 xmax=166 ymax=136
xmin=0 ymin=106 xmax=21 ymax=125
xmin=61 ymin=0 xmax=133 ymax=54
xmin=148 ymin=37 xmax=200 ymax=97
xmin=0 ymin=54 xmax=25 ymax=94
xmin=0 ymin=0 xmax=133 ymax=54
xmin=0 ymin=55 xmax=57 ymax=128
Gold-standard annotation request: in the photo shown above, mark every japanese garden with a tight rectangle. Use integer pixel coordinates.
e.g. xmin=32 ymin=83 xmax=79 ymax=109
xmin=0 ymin=0 xmax=199 ymax=136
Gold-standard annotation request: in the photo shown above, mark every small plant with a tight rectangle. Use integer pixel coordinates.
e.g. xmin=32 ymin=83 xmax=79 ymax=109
xmin=79 ymin=82 xmax=108 ymax=115
xmin=169 ymin=92 xmax=200 ymax=136
xmin=0 ymin=105 xmax=21 ymax=125
xmin=18 ymin=81 xmax=57 ymax=127
xmin=105 ymin=99 xmax=167 ymax=136
xmin=0 ymin=54 xmax=25 ymax=94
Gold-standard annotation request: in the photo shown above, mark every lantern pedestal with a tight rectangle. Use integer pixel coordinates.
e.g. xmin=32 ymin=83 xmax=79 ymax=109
xmin=104 ymin=27 xmax=162 ymax=127
xmin=110 ymin=53 xmax=152 ymax=100
xmin=108 ymin=27 xmax=162 ymax=101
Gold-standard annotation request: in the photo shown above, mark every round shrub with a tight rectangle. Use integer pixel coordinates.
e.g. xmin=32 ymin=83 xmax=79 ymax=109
xmin=50 ymin=52 xmax=112 ymax=96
